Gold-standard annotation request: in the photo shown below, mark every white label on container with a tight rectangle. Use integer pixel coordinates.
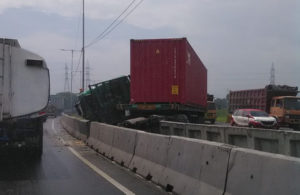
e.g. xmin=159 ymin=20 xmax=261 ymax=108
xmin=187 ymin=52 xmax=191 ymax=65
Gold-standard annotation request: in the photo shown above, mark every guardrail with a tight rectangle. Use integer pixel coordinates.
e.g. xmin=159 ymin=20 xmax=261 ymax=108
xmin=160 ymin=121 xmax=300 ymax=157
xmin=60 ymin=115 xmax=300 ymax=195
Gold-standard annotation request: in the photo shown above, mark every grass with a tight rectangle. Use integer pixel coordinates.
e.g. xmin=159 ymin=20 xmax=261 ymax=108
xmin=216 ymin=109 xmax=229 ymax=123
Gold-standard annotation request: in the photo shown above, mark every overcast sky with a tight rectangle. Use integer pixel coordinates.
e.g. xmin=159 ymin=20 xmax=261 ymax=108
xmin=0 ymin=0 xmax=299 ymax=98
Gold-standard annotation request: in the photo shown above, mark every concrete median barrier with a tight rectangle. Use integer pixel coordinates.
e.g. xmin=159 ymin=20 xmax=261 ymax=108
xmin=110 ymin=126 xmax=140 ymax=167
xmin=60 ymin=114 xmax=89 ymax=142
xmin=61 ymin=118 xmax=300 ymax=194
xmin=86 ymin=122 xmax=139 ymax=167
xmin=160 ymin=121 xmax=300 ymax=157
xmin=95 ymin=123 xmax=114 ymax=157
xmin=160 ymin=121 xmax=186 ymax=136
xmin=87 ymin=122 xmax=102 ymax=150
xmin=129 ymin=132 xmax=170 ymax=183
xmin=86 ymin=122 xmax=113 ymax=156
xmin=60 ymin=114 xmax=75 ymax=134
xmin=224 ymin=148 xmax=300 ymax=195
xmin=160 ymin=136 xmax=232 ymax=195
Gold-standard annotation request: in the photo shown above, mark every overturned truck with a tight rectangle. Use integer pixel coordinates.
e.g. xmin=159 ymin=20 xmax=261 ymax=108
xmin=76 ymin=38 xmax=207 ymax=130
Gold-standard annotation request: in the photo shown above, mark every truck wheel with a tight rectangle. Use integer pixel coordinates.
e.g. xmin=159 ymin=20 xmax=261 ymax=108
xmin=175 ymin=114 xmax=189 ymax=123
xmin=189 ymin=115 xmax=205 ymax=124
xmin=198 ymin=116 xmax=204 ymax=124
xmin=34 ymin=121 xmax=44 ymax=158
xmin=293 ymin=125 xmax=300 ymax=131
xmin=210 ymin=119 xmax=215 ymax=124
xmin=36 ymin=132 xmax=43 ymax=157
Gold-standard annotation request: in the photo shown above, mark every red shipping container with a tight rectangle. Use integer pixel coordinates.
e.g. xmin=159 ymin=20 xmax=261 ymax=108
xmin=228 ymin=89 xmax=267 ymax=113
xmin=130 ymin=38 xmax=207 ymax=107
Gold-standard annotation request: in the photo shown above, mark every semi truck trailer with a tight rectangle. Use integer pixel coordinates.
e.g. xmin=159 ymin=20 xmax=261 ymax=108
xmin=120 ymin=38 xmax=207 ymax=124
xmin=76 ymin=38 xmax=207 ymax=130
xmin=0 ymin=38 xmax=50 ymax=156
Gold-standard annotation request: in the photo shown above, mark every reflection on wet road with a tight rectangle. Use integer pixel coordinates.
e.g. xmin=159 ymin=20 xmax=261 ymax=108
xmin=0 ymin=119 xmax=123 ymax=195
xmin=0 ymin=118 xmax=167 ymax=195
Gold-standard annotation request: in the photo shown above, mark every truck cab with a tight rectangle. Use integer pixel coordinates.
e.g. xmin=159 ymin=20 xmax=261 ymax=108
xmin=270 ymin=96 xmax=300 ymax=130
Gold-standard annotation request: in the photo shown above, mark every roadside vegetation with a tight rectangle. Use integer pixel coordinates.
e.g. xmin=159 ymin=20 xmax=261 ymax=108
xmin=216 ymin=109 xmax=228 ymax=123
xmin=214 ymin=97 xmax=229 ymax=123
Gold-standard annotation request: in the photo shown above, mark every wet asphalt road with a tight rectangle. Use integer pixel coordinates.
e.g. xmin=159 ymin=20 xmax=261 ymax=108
xmin=0 ymin=118 xmax=168 ymax=195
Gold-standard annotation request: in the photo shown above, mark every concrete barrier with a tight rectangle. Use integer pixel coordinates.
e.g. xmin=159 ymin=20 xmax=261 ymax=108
xmin=110 ymin=126 xmax=139 ymax=167
xmin=60 ymin=114 xmax=90 ymax=142
xmin=224 ymin=148 xmax=300 ymax=195
xmin=87 ymin=122 xmax=103 ymax=151
xmin=62 ymin=117 xmax=300 ymax=194
xmin=60 ymin=113 xmax=73 ymax=134
xmin=160 ymin=136 xmax=232 ymax=195
xmin=160 ymin=121 xmax=300 ymax=157
xmin=86 ymin=122 xmax=140 ymax=167
xmin=129 ymin=132 xmax=170 ymax=184
xmin=95 ymin=123 xmax=114 ymax=157
xmin=160 ymin=121 xmax=186 ymax=136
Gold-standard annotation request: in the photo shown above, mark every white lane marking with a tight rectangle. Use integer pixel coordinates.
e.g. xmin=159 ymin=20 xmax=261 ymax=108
xmin=68 ymin=147 xmax=135 ymax=195
xmin=52 ymin=118 xmax=135 ymax=195
xmin=51 ymin=119 xmax=58 ymax=134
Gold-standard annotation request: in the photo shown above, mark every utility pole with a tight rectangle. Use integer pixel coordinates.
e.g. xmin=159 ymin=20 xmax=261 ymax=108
xmin=60 ymin=49 xmax=81 ymax=94
xmin=61 ymin=49 xmax=81 ymax=112
xmin=270 ymin=62 xmax=275 ymax=85
xmin=82 ymin=0 xmax=85 ymax=91
xmin=85 ymin=60 xmax=91 ymax=90
xmin=64 ymin=63 xmax=70 ymax=92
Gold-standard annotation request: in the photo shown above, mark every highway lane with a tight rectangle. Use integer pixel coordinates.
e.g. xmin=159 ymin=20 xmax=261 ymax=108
xmin=0 ymin=118 xmax=168 ymax=195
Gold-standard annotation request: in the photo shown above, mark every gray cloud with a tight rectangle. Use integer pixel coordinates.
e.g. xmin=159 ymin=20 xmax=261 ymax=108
xmin=0 ymin=0 xmax=299 ymax=97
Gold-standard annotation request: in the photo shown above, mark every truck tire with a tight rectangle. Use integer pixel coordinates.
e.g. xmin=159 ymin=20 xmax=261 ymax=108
xmin=175 ymin=114 xmax=189 ymax=123
xmin=34 ymin=121 xmax=44 ymax=158
xmin=292 ymin=125 xmax=300 ymax=131
xmin=188 ymin=114 xmax=204 ymax=124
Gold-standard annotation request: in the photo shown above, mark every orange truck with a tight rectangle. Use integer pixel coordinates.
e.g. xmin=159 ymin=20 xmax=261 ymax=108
xmin=229 ymin=85 xmax=300 ymax=130
xmin=204 ymin=101 xmax=216 ymax=124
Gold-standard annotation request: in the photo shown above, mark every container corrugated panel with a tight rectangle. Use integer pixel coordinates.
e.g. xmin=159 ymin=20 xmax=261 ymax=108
xmin=130 ymin=38 xmax=207 ymax=107
xmin=228 ymin=88 xmax=267 ymax=113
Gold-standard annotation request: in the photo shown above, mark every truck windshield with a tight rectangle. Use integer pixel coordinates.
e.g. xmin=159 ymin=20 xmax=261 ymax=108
xmin=207 ymin=102 xmax=216 ymax=110
xmin=250 ymin=111 xmax=269 ymax=117
xmin=284 ymin=98 xmax=300 ymax=110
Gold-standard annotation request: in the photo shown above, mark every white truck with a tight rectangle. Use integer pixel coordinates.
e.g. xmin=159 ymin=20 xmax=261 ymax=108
xmin=0 ymin=38 xmax=50 ymax=157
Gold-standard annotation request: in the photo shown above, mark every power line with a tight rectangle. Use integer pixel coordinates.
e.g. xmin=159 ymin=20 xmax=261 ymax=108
xmin=85 ymin=0 xmax=136 ymax=48
xmin=85 ymin=0 xmax=143 ymax=48
xmin=74 ymin=51 xmax=83 ymax=77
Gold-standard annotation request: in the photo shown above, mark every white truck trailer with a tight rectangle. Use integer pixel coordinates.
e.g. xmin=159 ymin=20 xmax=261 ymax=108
xmin=0 ymin=38 xmax=49 ymax=157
